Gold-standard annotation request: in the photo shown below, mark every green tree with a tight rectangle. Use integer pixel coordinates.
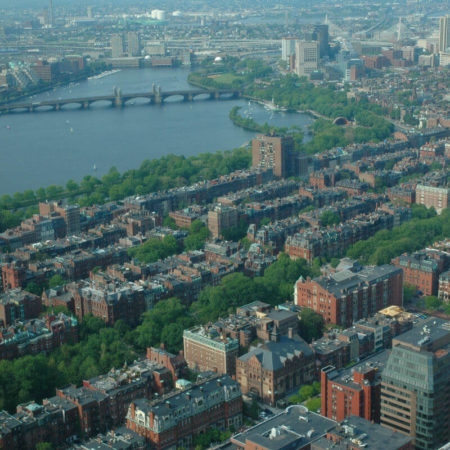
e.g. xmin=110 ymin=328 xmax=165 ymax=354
xmin=403 ymin=283 xmax=416 ymax=304
xmin=424 ymin=296 xmax=442 ymax=311
xmin=163 ymin=216 xmax=177 ymax=229
xmin=305 ymin=397 xmax=321 ymax=412
xmin=25 ymin=282 xmax=44 ymax=296
xmin=66 ymin=179 xmax=79 ymax=192
xmin=299 ymin=308 xmax=325 ymax=343
xmin=184 ymin=220 xmax=210 ymax=251
xmin=320 ymin=210 xmax=341 ymax=227
xmin=48 ymin=274 xmax=66 ymax=289
xmin=36 ymin=443 xmax=53 ymax=450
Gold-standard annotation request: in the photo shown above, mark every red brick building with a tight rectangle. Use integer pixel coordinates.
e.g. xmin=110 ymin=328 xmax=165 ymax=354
xmin=146 ymin=346 xmax=187 ymax=381
xmin=236 ymin=331 xmax=315 ymax=406
xmin=252 ymin=134 xmax=294 ymax=178
xmin=0 ymin=313 xmax=78 ymax=360
xmin=0 ymin=397 xmax=79 ymax=450
xmin=126 ymin=375 xmax=242 ymax=450
xmin=0 ymin=289 xmax=41 ymax=327
xmin=310 ymin=171 xmax=336 ymax=189
xmin=183 ymin=325 xmax=239 ymax=376
xmin=392 ymin=250 xmax=449 ymax=296
xmin=73 ymin=280 xmax=146 ymax=326
xmin=438 ymin=270 xmax=450 ymax=302
xmin=56 ymin=386 xmax=109 ymax=437
xmin=1 ymin=263 xmax=26 ymax=290
xmin=415 ymin=184 xmax=449 ymax=214
xmin=295 ymin=265 xmax=403 ymax=327
xmin=321 ymin=351 xmax=388 ymax=423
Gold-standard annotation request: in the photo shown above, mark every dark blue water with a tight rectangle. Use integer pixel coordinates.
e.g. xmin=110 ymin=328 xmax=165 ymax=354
xmin=0 ymin=67 xmax=313 ymax=194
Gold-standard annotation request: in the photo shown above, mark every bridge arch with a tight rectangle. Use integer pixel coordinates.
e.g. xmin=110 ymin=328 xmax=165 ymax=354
xmin=162 ymin=94 xmax=186 ymax=102
xmin=59 ymin=101 xmax=85 ymax=110
xmin=333 ymin=116 xmax=349 ymax=125
xmin=89 ymin=99 xmax=114 ymax=108
xmin=33 ymin=105 xmax=55 ymax=112
xmin=192 ymin=92 xmax=211 ymax=101
xmin=123 ymin=96 xmax=153 ymax=105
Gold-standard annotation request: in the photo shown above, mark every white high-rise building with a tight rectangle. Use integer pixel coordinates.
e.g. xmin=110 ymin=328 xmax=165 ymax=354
xmin=281 ymin=37 xmax=297 ymax=62
xmin=439 ymin=15 xmax=450 ymax=52
xmin=110 ymin=34 xmax=124 ymax=58
xmin=127 ymin=32 xmax=141 ymax=57
xmin=295 ymin=40 xmax=319 ymax=77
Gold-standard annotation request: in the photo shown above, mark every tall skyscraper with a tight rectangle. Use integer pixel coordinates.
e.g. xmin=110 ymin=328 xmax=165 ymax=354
xmin=252 ymin=134 xmax=294 ymax=178
xmin=439 ymin=15 xmax=450 ymax=52
xmin=313 ymin=24 xmax=329 ymax=58
xmin=48 ymin=0 xmax=54 ymax=26
xmin=110 ymin=34 xmax=124 ymax=58
xmin=127 ymin=32 xmax=141 ymax=57
xmin=380 ymin=318 xmax=450 ymax=450
xmin=295 ymin=40 xmax=319 ymax=77
xmin=281 ymin=37 xmax=297 ymax=62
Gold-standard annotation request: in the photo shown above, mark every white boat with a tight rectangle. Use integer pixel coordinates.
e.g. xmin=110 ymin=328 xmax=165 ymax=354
xmin=70 ymin=127 xmax=74 ymax=133
xmin=264 ymin=98 xmax=288 ymax=112
xmin=93 ymin=164 xmax=97 ymax=171
xmin=87 ymin=69 xmax=121 ymax=81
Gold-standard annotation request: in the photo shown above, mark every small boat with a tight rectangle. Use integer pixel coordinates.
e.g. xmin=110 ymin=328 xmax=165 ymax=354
xmin=93 ymin=164 xmax=97 ymax=171
xmin=6 ymin=125 xmax=11 ymax=129
xmin=65 ymin=120 xmax=70 ymax=124
xmin=70 ymin=127 xmax=74 ymax=133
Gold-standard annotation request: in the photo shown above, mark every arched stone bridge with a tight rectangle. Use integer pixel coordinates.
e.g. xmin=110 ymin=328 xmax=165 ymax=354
xmin=0 ymin=87 xmax=242 ymax=114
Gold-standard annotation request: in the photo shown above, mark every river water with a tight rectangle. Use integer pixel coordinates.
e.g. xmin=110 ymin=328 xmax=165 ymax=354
xmin=0 ymin=67 xmax=313 ymax=195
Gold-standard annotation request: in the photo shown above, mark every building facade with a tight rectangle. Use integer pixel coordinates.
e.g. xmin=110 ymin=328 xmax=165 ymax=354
xmin=126 ymin=375 xmax=242 ymax=450
xmin=236 ymin=331 xmax=315 ymax=406
xmin=380 ymin=318 xmax=450 ymax=450
xmin=183 ymin=325 xmax=239 ymax=376
xmin=392 ymin=250 xmax=449 ymax=296
xmin=0 ymin=290 xmax=41 ymax=327
xmin=208 ymin=205 xmax=238 ymax=239
xmin=251 ymin=134 xmax=295 ymax=178
xmin=295 ymin=265 xmax=403 ymax=327
xmin=295 ymin=40 xmax=319 ymax=77
xmin=281 ymin=37 xmax=297 ymax=62
xmin=438 ymin=269 xmax=450 ymax=302
xmin=415 ymin=184 xmax=449 ymax=214
xmin=439 ymin=15 xmax=450 ymax=52
xmin=321 ymin=351 xmax=388 ymax=423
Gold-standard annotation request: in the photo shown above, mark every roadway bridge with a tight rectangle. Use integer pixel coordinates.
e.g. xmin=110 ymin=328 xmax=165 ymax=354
xmin=0 ymin=86 xmax=242 ymax=114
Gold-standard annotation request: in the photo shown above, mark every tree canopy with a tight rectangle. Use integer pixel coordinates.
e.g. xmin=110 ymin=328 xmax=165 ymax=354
xmin=347 ymin=208 xmax=449 ymax=265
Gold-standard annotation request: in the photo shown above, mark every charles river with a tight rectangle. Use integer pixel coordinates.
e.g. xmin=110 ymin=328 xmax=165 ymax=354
xmin=0 ymin=67 xmax=313 ymax=195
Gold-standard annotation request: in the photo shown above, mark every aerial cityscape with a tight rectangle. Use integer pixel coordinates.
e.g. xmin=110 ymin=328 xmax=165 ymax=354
xmin=0 ymin=0 xmax=449 ymax=449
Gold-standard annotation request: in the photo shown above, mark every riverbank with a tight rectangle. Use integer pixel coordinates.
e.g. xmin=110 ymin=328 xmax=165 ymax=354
xmin=0 ymin=66 xmax=110 ymax=107
xmin=228 ymin=105 xmax=288 ymax=134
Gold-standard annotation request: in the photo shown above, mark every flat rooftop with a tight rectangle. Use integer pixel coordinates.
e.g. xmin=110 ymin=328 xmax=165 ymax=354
xmin=392 ymin=317 xmax=450 ymax=351
xmin=231 ymin=405 xmax=336 ymax=450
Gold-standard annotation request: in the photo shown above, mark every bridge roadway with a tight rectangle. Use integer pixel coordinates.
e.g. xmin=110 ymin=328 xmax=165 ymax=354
xmin=0 ymin=88 xmax=242 ymax=114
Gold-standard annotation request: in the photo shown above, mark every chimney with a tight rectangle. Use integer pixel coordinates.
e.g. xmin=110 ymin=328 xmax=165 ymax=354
xmin=288 ymin=327 xmax=294 ymax=339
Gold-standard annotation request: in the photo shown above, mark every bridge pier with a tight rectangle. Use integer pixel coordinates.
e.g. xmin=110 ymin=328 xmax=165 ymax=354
xmin=54 ymin=104 xmax=60 ymax=111
xmin=29 ymin=106 xmax=34 ymax=113
xmin=83 ymin=102 xmax=90 ymax=109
